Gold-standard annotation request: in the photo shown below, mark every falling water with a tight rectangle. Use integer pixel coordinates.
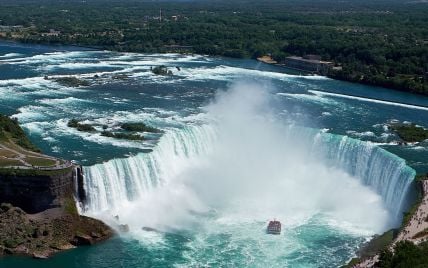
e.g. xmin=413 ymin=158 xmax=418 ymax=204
xmin=82 ymin=123 xmax=414 ymax=219
xmin=81 ymin=84 xmax=415 ymax=230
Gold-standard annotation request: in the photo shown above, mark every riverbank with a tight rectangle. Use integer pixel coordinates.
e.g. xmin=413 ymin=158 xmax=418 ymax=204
xmin=1 ymin=36 xmax=426 ymax=97
xmin=0 ymin=203 xmax=113 ymax=259
xmin=393 ymin=177 xmax=428 ymax=245
xmin=349 ymin=175 xmax=428 ymax=267
xmin=255 ymin=56 xmax=428 ymax=98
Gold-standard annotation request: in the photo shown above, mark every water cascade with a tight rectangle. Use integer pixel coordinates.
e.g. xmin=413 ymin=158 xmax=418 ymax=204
xmin=82 ymin=125 xmax=414 ymax=216
xmin=83 ymin=125 xmax=217 ymax=212
xmin=81 ymin=84 xmax=415 ymax=232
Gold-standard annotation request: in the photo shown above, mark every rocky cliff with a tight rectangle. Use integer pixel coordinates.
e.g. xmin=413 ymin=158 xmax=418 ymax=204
xmin=0 ymin=166 xmax=113 ymax=259
xmin=0 ymin=203 xmax=113 ymax=259
xmin=0 ymin=168 xmax=75 ymax=214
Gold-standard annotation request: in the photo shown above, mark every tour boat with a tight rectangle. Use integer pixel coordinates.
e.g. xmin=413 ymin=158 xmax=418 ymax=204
xmin=267 ymin=220 xmax=281 ymax=235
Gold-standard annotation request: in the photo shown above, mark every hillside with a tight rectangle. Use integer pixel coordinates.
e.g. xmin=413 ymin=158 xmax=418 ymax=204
xmin=0 ymin=114 xmax=39 ymax=153
xmin=0 ymin=114 xmax=72 ymax=171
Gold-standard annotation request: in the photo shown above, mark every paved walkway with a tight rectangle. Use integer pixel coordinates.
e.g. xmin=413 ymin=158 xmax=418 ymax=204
xmin=0 ymin=144 xmax=73 ymax=171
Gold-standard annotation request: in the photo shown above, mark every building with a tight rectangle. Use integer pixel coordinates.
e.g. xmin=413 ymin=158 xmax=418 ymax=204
xmin=0 ymin=25 xmax=24 ymax=32
xmin=41 ymin=29 xmax=61 ymax=37
xmin=283 ymin=55 xmax=334 ymax=74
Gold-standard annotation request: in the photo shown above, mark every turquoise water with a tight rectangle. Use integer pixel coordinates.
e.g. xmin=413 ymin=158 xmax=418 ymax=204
xmin=0 ymin=41 xmax=427 ymax=267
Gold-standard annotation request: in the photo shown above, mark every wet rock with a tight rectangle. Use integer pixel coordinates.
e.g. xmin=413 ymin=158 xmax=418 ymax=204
xmin=15 ymin=245 xmax=29 ymax=254
xmin=0 ymin=203 xmax=12 ymax=212
xmin=32 ymin=228 xmax=42 ymax=238
xmin=13 ymin=207 xmax=24 ymax=214
xmin=72 ymin=234 xmax=93 ymax=246
xmin=33 ymin=252 xmax=49 ymax=259
xmin=0 ymin=203 xmax=113 ymax=258
xmin=119 ymin=224 xmax=130 ymax=233
xmin=4 ymin=248 xmax=13 ymax=255
xmin=90 ymin=232 xmax=101 ymax=238
xmin=142 ymin=226 xmax=158 ymax=232
xmin=50 ymin=243 xmax=75 ymax=250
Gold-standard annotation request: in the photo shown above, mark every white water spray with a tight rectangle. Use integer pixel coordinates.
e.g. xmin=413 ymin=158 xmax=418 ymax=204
xmin=82 ymin=82 xmax=414 ymax=235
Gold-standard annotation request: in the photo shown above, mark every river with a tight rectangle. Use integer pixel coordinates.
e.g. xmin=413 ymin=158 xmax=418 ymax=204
xmin=1 ymin=41 xmax=428 ymax=267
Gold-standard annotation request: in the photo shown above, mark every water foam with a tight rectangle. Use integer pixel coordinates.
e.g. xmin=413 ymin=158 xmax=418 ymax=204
xmin=309 ymin=90 xmax=428 ymax=111
xmin=82 ymin=83 xmax=414 ymax=237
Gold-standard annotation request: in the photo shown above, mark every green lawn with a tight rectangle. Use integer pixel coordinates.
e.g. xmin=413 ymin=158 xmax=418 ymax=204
xmin=0 ymin=158 xmax=22 ymax=167
xmin=25 ymin=157 xmax=56 ymax=167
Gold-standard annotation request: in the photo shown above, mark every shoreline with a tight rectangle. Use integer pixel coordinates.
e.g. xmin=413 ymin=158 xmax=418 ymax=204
xmin=350 ymin=175 xmax=428 ymax=268
xmin=255 ymin=56 xmax=428 ymax=98
xmin=1 ymin=38 xmax=427 ymax=97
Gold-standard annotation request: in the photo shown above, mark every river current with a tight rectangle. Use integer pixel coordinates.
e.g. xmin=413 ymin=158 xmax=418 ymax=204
xmin=1 ymin=41 xmax=428 ymax=267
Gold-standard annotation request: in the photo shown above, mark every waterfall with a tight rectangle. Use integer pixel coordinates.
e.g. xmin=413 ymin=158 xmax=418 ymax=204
xmin=82 ymin=124 xmax=415 ymax=220
xmin=82 ymin=124 xmax=217 ymax=212
xmin=313 ymin=131 xmax=416 ymax=215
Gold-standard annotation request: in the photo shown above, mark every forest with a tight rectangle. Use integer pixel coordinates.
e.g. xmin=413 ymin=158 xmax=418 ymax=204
xmin=0 ymin=0 xmax=427 ymax=94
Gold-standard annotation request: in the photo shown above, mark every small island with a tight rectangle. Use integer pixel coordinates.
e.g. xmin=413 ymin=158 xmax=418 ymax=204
xmin=67 ymin=119 xmax=160 ymax=141
xmin=47 ymin=76 xmax=90 ymax=87
xmin=390 ymin=123 xmax=428 ymax=143
xmin=67 ymin=119 xmax=96 ymax=132
xmin=151 ymin=65 xmax=173 ymax=76
xmin=101 ymin=131 xmax=144 ymax=141
xmin=121 ymin=122 xmax=162 ymax=133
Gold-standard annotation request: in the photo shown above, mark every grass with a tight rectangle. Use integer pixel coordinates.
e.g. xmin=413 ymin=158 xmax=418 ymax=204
xmin=0 ymin=141 xmax=58 ymax=168
xmin=0 ymin=149 xmax=18 ymax=158
xmin=0 ymin=158 xmax=22 ymax=167
xmin=25 ymin=157 xmax=56 ymax=167
xmin=0 ymin=114 xmax=40 ymax=152
xmin=101 ymin=131 xmax=144 ymax=141
xmin=121 ymin=122 xmax=161 ymax=133
xmin=3 ymin=141 xmax=42 ymax=158
xmin=391 ymin=124 xmax=428 ymax=142
xmin=63 ymin=197 xmax=78 ymax=216
xmin=0 ymin=166 xmax=73 ymax=177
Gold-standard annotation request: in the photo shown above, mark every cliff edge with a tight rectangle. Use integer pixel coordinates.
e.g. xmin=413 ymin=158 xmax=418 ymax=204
xmin=0 ymin=114 xmax=113 ymax=259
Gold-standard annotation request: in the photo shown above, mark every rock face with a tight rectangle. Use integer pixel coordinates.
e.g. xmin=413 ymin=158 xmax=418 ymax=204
xmin=0 ymin=166 xmax=114 ymax=258
xmin=0 ymin=169 xmax=75 ymax=213
xmin=75 ymin=166 xmax=86 ymax=204
xmin=0 ymin=203 xmax=113 ymax=258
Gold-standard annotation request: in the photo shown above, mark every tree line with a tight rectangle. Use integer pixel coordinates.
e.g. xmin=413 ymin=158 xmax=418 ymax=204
xmin=0 ymin=0 xmax=427 ymax=94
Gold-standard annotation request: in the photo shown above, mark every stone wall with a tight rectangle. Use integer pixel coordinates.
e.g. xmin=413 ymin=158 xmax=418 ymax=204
xmin=0 ymin=168 xmax=75 ymax=213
